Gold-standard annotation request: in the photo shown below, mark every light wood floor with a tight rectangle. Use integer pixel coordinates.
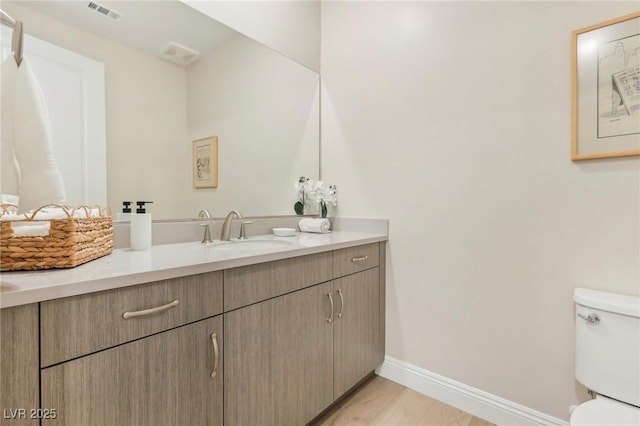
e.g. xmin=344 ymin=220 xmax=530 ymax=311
xmin=311 ymin=375 xmax=495 ymax=426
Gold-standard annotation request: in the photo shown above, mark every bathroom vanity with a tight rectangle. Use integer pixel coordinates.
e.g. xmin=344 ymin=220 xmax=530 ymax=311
xmin=0 ymin=227 xmax=386 ymax=426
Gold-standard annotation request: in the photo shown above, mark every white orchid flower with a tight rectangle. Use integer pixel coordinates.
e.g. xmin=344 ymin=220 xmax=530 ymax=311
xmin=293 ymin=178 xmax=337 ymax=216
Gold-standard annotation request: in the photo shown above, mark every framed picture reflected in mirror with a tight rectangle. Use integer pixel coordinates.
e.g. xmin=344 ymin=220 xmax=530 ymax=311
xmin=193 ymin=136 xmax=218 ymax=188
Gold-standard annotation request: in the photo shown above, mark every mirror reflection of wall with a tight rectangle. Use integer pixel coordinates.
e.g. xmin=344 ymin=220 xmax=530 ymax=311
xmin=187 ymin=34 xmax=319 ymax=219
xmin=182 ymin=0 xmax=321 ymax=73
xmin=1 ymin=1 xmax=320 ymax=220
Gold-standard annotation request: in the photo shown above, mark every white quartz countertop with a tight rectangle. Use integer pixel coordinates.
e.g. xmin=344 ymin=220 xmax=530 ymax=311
xmin=0 ymin=231 xmax=387 ymax=308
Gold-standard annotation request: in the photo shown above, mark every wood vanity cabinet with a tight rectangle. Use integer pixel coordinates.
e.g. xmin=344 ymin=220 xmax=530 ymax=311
xmin=332 ymin=243 xmax=384 ymax=399
xmin=332 ymin=267 xmax=381 ymax=398
xmin=39 ymin=272 xmax=224 ymax=426
xmin=0 ymin=240 xmax=385 ymax=426
xmin=224 ymin=243 xmax=385 ymax=425
xmin=224 ymin=282 xmax=334 ymax=426
xmin=0 ymin=304 xmax=39 ymax=426
xmin=41 ymin=316 xmax=223 ymax=426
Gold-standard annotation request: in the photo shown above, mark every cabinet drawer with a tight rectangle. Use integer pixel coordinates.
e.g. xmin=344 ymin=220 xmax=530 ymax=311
xmin=224 ymin=251 xmax=332 ymax=310
xmin=40 ymin=271 xmax=223 ymax=367
xmin=333 ymin=243 xmax=380 ymax=278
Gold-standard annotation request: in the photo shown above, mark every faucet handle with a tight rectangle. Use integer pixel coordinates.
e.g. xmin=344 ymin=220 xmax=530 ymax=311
xmin=200 ymin=223 xmax=213 ymax=243
xmin=239 ymin=221 xmax=253 ymax=240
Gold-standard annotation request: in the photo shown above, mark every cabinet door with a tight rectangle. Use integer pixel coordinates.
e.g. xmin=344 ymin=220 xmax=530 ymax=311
xmin=333 ymin=267 xmax=381 ymax=397
xmin=41 ymin=316 xmax=223 ymax=426
xmin=225 ymin=282 xmax=333 ymax=426
xmin=0 ymin=304 xmax=39 ymax=426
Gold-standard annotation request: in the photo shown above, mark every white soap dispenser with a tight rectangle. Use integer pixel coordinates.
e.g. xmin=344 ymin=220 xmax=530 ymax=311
xmin=130 ymin=201 xmax=153 ymax=250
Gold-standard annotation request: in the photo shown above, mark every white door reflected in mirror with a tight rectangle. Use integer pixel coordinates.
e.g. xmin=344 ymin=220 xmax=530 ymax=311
xmin=1 ymin=26 xmax=107 ymax=207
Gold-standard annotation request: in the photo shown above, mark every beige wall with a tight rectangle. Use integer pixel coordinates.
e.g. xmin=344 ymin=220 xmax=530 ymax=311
xmin=2 ymin=3 xmax=189 ymax=219
xmin=321 ymin=1 xmax=640 ymax=421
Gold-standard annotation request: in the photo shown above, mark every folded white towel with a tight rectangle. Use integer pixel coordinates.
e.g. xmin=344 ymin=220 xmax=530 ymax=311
xmin=30 ymin=207 xmax=100 ymax=220
xmin=0 ymin=213 xmax=27 ymax=221
xmin=73 ymin=208 xmax=101 ymax=218
xmin=10 ymin=222 xmax=50 ymax=237
xmin=30 ymin=208 xmax=70 ymax=220
xmin=0 ymin=207 xmax=102 ymax=222
xmin=298 ymin=218 xmax=331 ymax=234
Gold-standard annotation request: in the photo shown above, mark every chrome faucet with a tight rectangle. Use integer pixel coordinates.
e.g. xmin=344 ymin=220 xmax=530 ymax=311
xmin=198 ymin=209 xmax=212 ymax=219
xmin=220 ymin=210 xmax=243 ymax=241
xmin=200 ymin=223 xmax=213 ymax=243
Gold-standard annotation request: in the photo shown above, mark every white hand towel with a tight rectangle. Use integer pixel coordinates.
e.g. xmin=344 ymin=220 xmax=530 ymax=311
xmin=1 ymin=56 xmax=21 ymax=197
xmin=13 ymin=58 xmax=66 ymax=213
xmin=10 ymin=222 xmax=50 ymax=237
xmin=298 ymin=218 xmax=331 ymax=234
xmin=30 ymin=207 xmax=69 ymax=220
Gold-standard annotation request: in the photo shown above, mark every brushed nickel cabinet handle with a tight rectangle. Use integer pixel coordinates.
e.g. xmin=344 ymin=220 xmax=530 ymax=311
xmin=351 ymin=255 xmax=368 ymax=263
xmin=122 ymin=299 xmax=179 ymax=319
xmin=210 ymin=333 xmax=219 ymax=378
xmin=326 ymin=292 xmax=334 ymax=323
xmin=337 ymin=289 xmax=344 ymax=319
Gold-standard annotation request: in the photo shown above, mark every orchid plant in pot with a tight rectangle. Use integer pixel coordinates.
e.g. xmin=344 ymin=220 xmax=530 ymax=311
xmin=294 ymin=177 xmax=337 ymax=218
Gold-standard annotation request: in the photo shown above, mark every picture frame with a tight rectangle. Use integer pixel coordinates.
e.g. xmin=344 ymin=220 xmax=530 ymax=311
xmin=571 ymin=12 xmax=640 ymax=160
xmin=192 ymin=136 xmax=218 ymax=188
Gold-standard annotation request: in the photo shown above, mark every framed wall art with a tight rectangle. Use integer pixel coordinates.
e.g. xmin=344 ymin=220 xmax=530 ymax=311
xmin=572 ymin=12 xmax=640 ymax=160
xmin=192 ymin=136 xmax=218 ymax=188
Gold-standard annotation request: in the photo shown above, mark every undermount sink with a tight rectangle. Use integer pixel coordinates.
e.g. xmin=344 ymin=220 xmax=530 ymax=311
xmin=207 ymin=239 xmax=293 ymax=252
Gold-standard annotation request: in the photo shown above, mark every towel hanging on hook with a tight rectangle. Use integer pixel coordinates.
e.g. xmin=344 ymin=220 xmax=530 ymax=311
xmin=0 ymin=9 xmax=23 ymax=66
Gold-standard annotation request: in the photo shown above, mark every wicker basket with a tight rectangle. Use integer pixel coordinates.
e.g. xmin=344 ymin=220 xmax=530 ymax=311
xmin=0 ymin=204 xmax=114 ymax=271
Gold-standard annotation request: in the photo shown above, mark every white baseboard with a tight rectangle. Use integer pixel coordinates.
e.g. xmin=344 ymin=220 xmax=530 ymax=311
xmin=376 ymin=356 xmax=568 ymax=426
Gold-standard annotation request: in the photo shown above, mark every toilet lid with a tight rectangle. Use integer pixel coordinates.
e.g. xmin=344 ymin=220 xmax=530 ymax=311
xmin=571 ymin=398 xmax=640 ymax=426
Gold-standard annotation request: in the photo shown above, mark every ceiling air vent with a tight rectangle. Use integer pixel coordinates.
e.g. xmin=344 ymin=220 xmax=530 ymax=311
xmin=161 ymin=42 xmax=200 ymax=68
xmin=87 ymin=1 xmax=123 ymax=20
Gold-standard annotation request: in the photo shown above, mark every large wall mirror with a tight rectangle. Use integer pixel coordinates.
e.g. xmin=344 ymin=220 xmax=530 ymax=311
xmin=1 ymin=1 xmax=320 ymax=220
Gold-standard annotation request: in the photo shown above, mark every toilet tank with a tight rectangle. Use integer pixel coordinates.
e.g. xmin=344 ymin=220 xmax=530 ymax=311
xmin=574 ymin=288 xmax=640 ymax=407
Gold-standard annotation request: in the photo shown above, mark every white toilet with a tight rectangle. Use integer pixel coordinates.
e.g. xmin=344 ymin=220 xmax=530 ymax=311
xmin=571 ymin=288 xmax=640 ymax=425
